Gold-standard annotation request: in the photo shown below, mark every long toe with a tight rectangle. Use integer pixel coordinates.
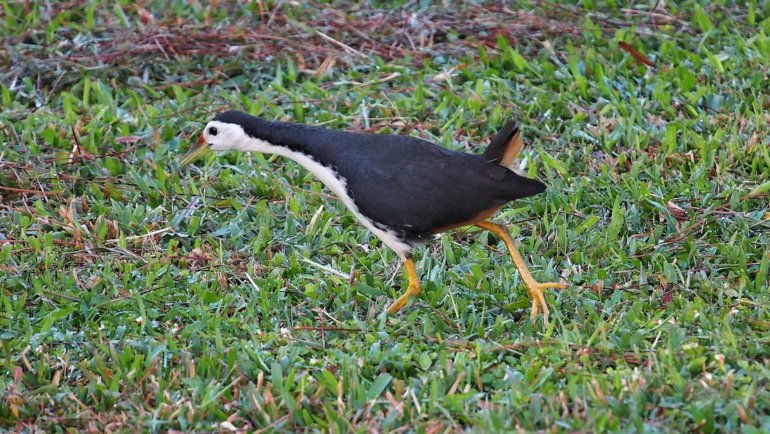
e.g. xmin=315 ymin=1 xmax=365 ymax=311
xmin=527 ymin=281 xmax=567 ymax=326
xmin=387 ymin=296 xmax=409 ymax=315
xmin=528 ymin=283 xmax=550 ymax=325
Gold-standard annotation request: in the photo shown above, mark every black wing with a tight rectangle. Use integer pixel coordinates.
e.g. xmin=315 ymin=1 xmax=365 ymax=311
xmin=320 ymin=134 xmax=545 ymax=239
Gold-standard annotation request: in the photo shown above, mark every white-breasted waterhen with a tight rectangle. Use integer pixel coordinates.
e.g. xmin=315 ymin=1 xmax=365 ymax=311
xmin=180 ymin=110 xmax=566 ymax=324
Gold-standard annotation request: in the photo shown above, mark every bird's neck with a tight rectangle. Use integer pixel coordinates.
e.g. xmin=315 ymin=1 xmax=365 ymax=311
xmin=237 ymin=117 xmax=326 ymax=156
xmin=238 ymin=119 xmax=355 ymax=215
xmin=237 ymin=117 xmax=351 ymax=174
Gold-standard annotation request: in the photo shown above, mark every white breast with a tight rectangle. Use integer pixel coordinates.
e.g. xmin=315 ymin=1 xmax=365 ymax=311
xmin=244 ymin=137 xmax=413 ymax=259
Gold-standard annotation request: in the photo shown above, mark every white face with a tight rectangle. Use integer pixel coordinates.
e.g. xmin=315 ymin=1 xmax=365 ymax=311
xmin=201 ymin=120 xmax=248 ymax=151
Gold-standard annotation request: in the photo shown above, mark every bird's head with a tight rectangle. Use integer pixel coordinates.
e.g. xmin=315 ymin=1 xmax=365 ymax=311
xmin=179 ymin=112 xmax=257 ymax=167
xmin=201 ymin=120 xmax=248 ymax=151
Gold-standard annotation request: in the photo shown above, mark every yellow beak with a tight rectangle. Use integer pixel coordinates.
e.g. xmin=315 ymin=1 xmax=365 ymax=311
xmin=179 ymin=135 xmax=211 ymax=167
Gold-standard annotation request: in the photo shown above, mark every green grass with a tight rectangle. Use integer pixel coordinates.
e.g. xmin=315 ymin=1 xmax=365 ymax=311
xmin=1 ymin=0 xmax=769 ymax=432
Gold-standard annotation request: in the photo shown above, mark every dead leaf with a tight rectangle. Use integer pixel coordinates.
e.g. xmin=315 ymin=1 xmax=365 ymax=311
xmin=666 ymin=201 xmax=688 ymax=221
xmin=314 ymin=56 xmax=335 ymax=79
xmin=220 ymin=421 xmax=238 ymax=432
xmin=137 ymin=6 xmax=154 ymax=25
xmin=619 ymin=41 xmax=655 ymax=68
xmin=59 ymin=203 xmax=83 ymax=247
xmin=425 ymin=422 xmax=445 ymax=434
xmin=105 ymin=219 xmax=120 ymax=239
xmin=431 ymin=70 xmax=454 ymax=83
xmin=592 ymin=280 xmax=603 ymax=296
xmin=188 ymin=248 xmax=213 ymax=268
xmin=0 ymin=264 xmax=19 ymax=273
xmin=8 ymin=397 xmax=19 ymax=418
xmin=115 ymin=135 xmax=143 ymax=144
xmin=7 ymin=366 xmax=24 ymax=418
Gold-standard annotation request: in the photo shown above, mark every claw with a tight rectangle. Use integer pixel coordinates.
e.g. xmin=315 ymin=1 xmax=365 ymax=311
xmin=526 ymin=281 xmax=567 ymax=326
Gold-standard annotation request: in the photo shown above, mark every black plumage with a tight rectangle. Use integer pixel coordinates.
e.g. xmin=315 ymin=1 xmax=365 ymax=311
xmin=212 ymin=111 xmax=546 ymax=243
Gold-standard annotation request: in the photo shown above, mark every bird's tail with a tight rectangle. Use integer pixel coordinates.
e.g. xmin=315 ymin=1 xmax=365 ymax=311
xmin=482 ymin=120 xmax=524 ymax=171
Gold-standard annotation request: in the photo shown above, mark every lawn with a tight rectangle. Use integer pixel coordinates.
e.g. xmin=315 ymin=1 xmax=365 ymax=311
xmin=1 ymin=0 xmax=769 ymax=432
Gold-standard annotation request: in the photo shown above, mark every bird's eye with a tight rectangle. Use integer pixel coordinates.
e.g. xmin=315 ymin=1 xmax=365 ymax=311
xmin=209 ymin=127 xmax=218 ymax=136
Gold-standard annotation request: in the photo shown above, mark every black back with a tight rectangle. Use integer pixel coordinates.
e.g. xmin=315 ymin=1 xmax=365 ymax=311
xmin=214 ymin=111 xmax=546 ymax=241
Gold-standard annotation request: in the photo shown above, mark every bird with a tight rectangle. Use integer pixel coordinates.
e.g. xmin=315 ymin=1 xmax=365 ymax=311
xmin=180 ymin=110 xmax=566 ymax=324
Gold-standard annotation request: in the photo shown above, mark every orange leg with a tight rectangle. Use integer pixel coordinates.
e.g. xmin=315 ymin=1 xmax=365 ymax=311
xmin=386 ymin=257 xmax=421 ymax=315
xmin=476 ymin=221 xmax=566 ymax=325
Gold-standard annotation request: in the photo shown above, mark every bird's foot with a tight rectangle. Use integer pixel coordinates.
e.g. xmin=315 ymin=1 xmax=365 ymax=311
xmin=386 ymin=283 xmax=420 ymax=315
xmin=387 ymin=293 xmax=409 ymax=315
xmin=526 ymin=280 xmax=567 ymax=326
xmin=386 ymin=258 xmax=421 ymax=315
